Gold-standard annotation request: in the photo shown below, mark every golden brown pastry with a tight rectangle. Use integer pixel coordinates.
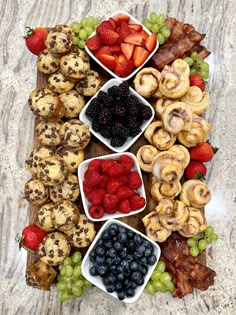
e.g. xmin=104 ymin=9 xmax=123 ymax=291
xmin=136 ymin=145 xmax=159 ymax=172
xmin=45 ymin=28 xmax=72 ymax=54
xmin=35 ymin=121 xmax=62 ymax=147
xmin=26 ymin=146 xmax=54 ymax=177
xmin=24 ymin=179 xmax=48 ymax=206
xmin=36 ymin=49 xmax=60 ymax=74
xmin=168 ymin=144 xmax=190 ymax=169
xmin=56 ymin=146 xmax=85 ymax=173
xmin=36 ymin=203 xmax=55 ymax=232
xmin=144 ymin=120 xmax=176 ymax=150
xmin=180 ymin=179 xmax=211 ymax=208
xmin=75 ymin=70 xmax=101 ymax=96
xmin=150 ymin=177 xmax=181 ymax=202
xmin=177 ymin=114 xmax=211 ymax=147
xmin=179 ymin=207 xmax=207 ymax=237
xmin=152 ymin=88 xmax=163 ymax=98
xmin=181 ymin=86 xmax=209 ymax=115
xmin=171 ymin=59 xmax=190 ymax=77
xmin=153 ymin=98 xmax=176 ymax=118
xmin=159 ymin=68 xmax=189 ymax=98
xmin=133 ymin=67 xmax=161 ymax=98
xmin=59 ymin=90 xmax=85 ymax=119
xmin=142 ymin=211 xmax=171 ymax=242
xmin=48 ymin=71 xmax=75 ymax=94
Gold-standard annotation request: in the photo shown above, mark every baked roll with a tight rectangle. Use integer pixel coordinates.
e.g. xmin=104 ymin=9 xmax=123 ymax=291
xmin=181 ymin=86 xmax=209 ymax=115
xmin=75 ymin=70 xmax=101 ymax=96
xmin=180 ymin=179 xmax=211 ymax=208
xmin=56 ymin=146 xmax=85 ymax=173
xmin=150 ymin=177 xmax=181 ymax=202
xmin=26 ymin=146 xmax=54 ymax=176
xmin=159 ymin=68 xmax=189 ymax=98
xmin=59 ymin=90 xmax=85 ymax=119
xmin=179 ymin=207 xmax=207 ymax=238
xmin=171 ymin=59 xmax=190 ymax=77
xmin=168 ymin=144 xmax=190 ymax=169
xmin=133 ymin=67 xmax=161 ymax=98
xmin=142 ymin=211 xmax=171 ymax=242
xmin=36 ymin=203 xmax=55 ymax=232
xmin=24 ymin=179 xmax=48 ymax=206
xmin=153 ymin=98 xmax=176 ymax=118
xmin=35 ymin=121 xmax=62 ymax=147
xmin=136 ymin=145 xmax=159 ymax=172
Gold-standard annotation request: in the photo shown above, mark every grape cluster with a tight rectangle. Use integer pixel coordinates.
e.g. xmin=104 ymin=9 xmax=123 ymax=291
xmin=184 ymin=52 xmax=210 ymax=80
xmin=142 ymin=12 xmax=171 ymax=45
xmin=187 ymin=226 xmax=218 ymax=257
xmin=145 ymin=260 xmax=175 ymax=295
xmin=56 ymin=251 xmax=92 ymax=302
xmin=71 ymin=16 xmax=101 ymax=49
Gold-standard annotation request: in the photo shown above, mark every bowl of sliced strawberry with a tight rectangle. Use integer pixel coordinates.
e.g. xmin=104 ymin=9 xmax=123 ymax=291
xmin=78 ymin=152 xmax=146 ymax=221
xmin=85 ymin=10 xmax=159 ymax=80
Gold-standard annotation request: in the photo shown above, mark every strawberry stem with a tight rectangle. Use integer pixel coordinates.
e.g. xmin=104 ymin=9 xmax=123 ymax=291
xmin=206 ymin=140 xmax=218 ymax=154
xmin=23 ymin=26 xmax=34 ymax=39
xmin=194 ymin=172 xmax=206 ymax=180
xmin=15 ymin=234 xmax=35 ymax=254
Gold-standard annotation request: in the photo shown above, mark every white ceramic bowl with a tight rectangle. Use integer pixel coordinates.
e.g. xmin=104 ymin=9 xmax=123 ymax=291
xmin=77 ymin=152 xmax=146 ymax=222
xmin=79 ymin=78 xmax=155 ymax=153
xmin=85 ymin=10 xmax=159 ymax=81
xmin=81 ymin=219 xmax=161 ymax=303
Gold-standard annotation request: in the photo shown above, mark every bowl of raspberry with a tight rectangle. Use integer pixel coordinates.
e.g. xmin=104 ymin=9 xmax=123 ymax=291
xmin=79 ymin=78 xmax=155 ymax=153
xmin=77 ymin=152 xmax=146 ymax=221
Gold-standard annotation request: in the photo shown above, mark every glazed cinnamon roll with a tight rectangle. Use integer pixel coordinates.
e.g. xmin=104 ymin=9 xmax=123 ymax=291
xmin=136 ymin=145 xmax=159 ymax=172
xmin=133 ymin=67 xmax=161 ymax=98
xmin=159 ymin=68 xmax=189 ymax=98
xmin=181 ymin=86 xmax=209 ymax=115
xmin=180 ymin=179 xmax=211 ymax=208
xmin=171 ymin=59 xmax=190 ymax=77
xmin=154 ymin=198 xmax=174 ymax=215
xmin=178 ymin=207 xmax=207 ymax=237
xmin=168 ymin=144 xmax=190 ymax=169
xmin=142 ymin=211 xmax=171 ymax=242
xmin=162 ymin=102 xmax=193 ymax=134
xmin=144 ymin=121 xmax=176 ymax=150
xmin=152 ymin=88 xmax=163 ymax=98
xmin=153 ymin=98 xmax=176 ymax=118
xmin=150 ymin=177 xmax=181 ymax=202
xmin=177 ymin=114 xmax=211 ymax=147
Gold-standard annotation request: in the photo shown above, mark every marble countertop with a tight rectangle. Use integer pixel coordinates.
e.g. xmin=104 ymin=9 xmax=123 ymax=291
xmin=1 ymin=0 xmax=236 ymax=314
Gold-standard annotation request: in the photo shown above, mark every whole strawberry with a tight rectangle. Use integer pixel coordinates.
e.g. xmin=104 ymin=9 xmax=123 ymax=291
xmin=189 ymin=142 xmax=218 ymax=162
xmin=189 ymin=74 xmax=205 ymax=91
xmin=16 ymin=224 xmax=47 ymax=252
xmin=185 ymin=161 xmax=207 ymax=180
xmin=24 ymin=27 xmax=48 ymax=55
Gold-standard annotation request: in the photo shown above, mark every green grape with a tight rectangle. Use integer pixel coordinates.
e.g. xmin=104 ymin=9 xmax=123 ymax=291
xmin=165 ymin=281 xmax=175 ymax=293
xmin=161 ymin=27 xmax=171 ymax=39
xmin=78 ymin=40 xmax=85 ymax=49
xmin=200 ymin=72 xmax=209 ymax=80
xmin=157 ymin=33 xmax=165 ymax=45
xmin=72 ymin=286 xmax=83 ymax=297
xmin=200 ymin=61 xmax=209 ymax=71
xmin=184 ymin=57 xmax=194 ymax=67
xmin=94 ymin=18 xmax=100 ymax=27
xmin=81 ymin=17 xmax=88 ymax=26
xmin=59 ymin=292 xmax=71 ymax=302
xmin=74 ymin=279 xmax=84 ymax=288
xmin=79 ymin=29 xmax=88 ymax=41
xmin=190 ymin=68 xmax=197 ymax=75
xmin=191 ymin=51 xmax=199 ymax=61
xmin=205 ymin=237 xmax=213 ymax=244
xmin=159 ymin=272 xmax=172 ymax=283
xmin=63 ymin=257 xmax=73 ymax=266
xmin=205 ymin=226 xmax=214 ymax=235
xmin=187 ymin=238 xmax=197 ymax=247
xmin=73 ymin=265 xmax=82 ymax=278
xmin=56 ymin=282 xmax=67 ymax=292
xmin=192 ymin=232 xmax=204 ymax=241
xmin=158 ymin=14 xmax=166 ymax=25
xmin=150 ymin=12 xmax=158 ymax=23
xmin=198 ymin=239 xmax=208 ymax=251
xmin=57 ymin=274 xmax=63 ymax=282
xmin=153 ymin=280 xmax=166 ymax=292
xmin=83 ymin=279 xmax=92 ymax=288
xmin=65 ymin=265 xmax=74 ymax=277
xmin=71 ymin=22 xmax=81 ymax=33
xmin=151 ymin=270 xmax=161 ymax=281
xmin=60 ymin=267 xmax=66 ymax=276
xmin=146 ymin=282 xmax=155 ymax=295
xmin=87 ymin=16 xmax=95 ymax=27
xmin=143 ymin=20 xmax=152 ymax=30
xmin=66 ymin=281 xmax=73 ymax=292
xmin=85 ymin=26 xmax=94 ymax=36
xmin=190 ymin=245 xmax=199 ymax=257
xmin=151 ymin=23 xmax=160 ymax=33
xmin=72 ymin=251 xmax=82 ymax=264
xmin=58 ymin=264 xmax=64 ymax=272
xmin=73 ymin=36 xmax=79 ymax=45
xmin=155 ymin=260 xmax=166 ymax=272
xmin=210 ymin=233 xmax=218 ymax=241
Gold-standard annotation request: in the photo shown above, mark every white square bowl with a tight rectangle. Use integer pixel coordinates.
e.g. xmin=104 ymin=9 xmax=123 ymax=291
xmin=85 ymin=10 xmax=159 ymax=81
xmin=81 ymin=219 xmax=161 ymax=303
xmin=79 ymin=78 xmax=155 ymax=153
xmin=77 ymin=152 xmax=146 ymax=222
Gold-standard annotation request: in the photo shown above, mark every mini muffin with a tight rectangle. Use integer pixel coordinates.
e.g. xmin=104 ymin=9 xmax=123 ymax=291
xmin=56 ymin=146 xmax=85 ymax=173
xmin=25 ymin=146 xmax=54 ymax=176
xmin=75 ymin=70 xmax=101 ymax=96
xmin=44 ymin=28 xmax=72 ymax=54
xmin=36 ymin=49 xmax=60 ymax=74
xmin=37 ymin=231 xmax=71 ymax=266
xmin=54 ymin=24 xmax=73 ymax=36
xmin=35 ymin=121 xmax=62 ymax=147
xmin=59 ymin=90 xmax=85 ymax=119
xmin=48 ymin=71 xmax=75 ymax=94
xmin=28 ymin=88 xmax=65 ymax=122
xmin=60 ymin=119 xmax=90 ymax=149
xmin=51 ymin=200 xmax=80 ymax=232
xmin=37 ymin=156 xmax=68 ymax=187
xmin=65 ymin=214 xmax=96 ymax=248
xmin=24 ymin=179 xmax=48 ymax=206
xmin=36 ymin=203 xmax=55 ymax=232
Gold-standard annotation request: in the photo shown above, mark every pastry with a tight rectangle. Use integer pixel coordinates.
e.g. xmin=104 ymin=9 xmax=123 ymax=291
xmin=48 ymin=71 xmax=75 ymax=94
xmin=171 ymin=59 xmax=190 ymax=77
xmin=168 ymin=144 xmax=190 ymax=169
xmin=59 ymin=119 xmax=91 ymax=149
xmin=59 ymin=90 xmax=85 ymax=119
xmin=37 ymin=231 xmax=71 ymax=266
xmin=51 ymin=200 xmax=80 ymax=232
xmin=181 ymin=86 xmax=209 ymax=115
xmin=26 ymin=146 xmax=54 ymax=176
xmin=56 ymin=146 xmax=85 ymax=173
xmin=142 ymin=211 xmax=171 ymax=242
xmin=24 ymin=179 xmax=48 ymax=206
xmin=28 ymin=88 xmax=65 ymax=122
xmin=35 ymin=121 xmax=62 ymax=147
xmin=37 ymin=156 xmax=68 ymax=187
xmin=55 ymin=24 xmax=73 ymax=36
xmin=144 ymin=120 xmax=176 ymax=150
xmin=179 ymin=207 xmax=207 ymax=238
xmin=75 ymin=70 xmax=101 ymax=96
xmin=150 ymin=177 xmax=181 ymax=202
xmin=44 ymin=28 xmax=72 ymax=54
xmin=36 ymin=49 xmax=60 ymax=74
xmin=159 ymin=68 xmax=189 ymax=98
xmin=161 ymin=102 xmax=193 ymax=134
xmin=180 ymin=179 xmax=211 ymax=208
xmin=136 ymin=145 xmax=159 ymax=172
xmin=133 ymin=67 xmax=161 ymax=98
xmin=49 ymin=173 xmax=80 ymax=203
xmin=36 ymin=203 xmax=55 ymax=232
xmin=65 ymin=214 xmax=96 ymax=248
xmin=153 ymin=98 xmax=176 ymax=118
xmin=26 ymin=260 xmax=57 ymax=290
xmin=177 ymin=114 xmax=211 ymax=147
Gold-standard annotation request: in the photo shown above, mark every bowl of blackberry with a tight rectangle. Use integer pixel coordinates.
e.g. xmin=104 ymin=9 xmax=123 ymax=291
xmin=79 ymin=78 xmax=155 ymax=153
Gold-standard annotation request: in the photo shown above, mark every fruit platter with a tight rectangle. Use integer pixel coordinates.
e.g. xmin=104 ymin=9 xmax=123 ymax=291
xmin=18 ymin=10 xmax=219 ymax=303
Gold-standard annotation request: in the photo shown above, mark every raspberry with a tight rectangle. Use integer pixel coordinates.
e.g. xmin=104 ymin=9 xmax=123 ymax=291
xmin=103 ymin=194 xmax=119 ymax=210
xmin=83 ymin=181 xmax=92 ymax=196
xmin=88 ymin=159 xmax=102 ymax=172
xmin=118 ymin=199 xmax=131 ymax=213
xmin=106 ymin=178 xmax=122 ymax=194
xmin=99 ymin=174 xmax=110 ymax=188
xmin=117 ymin=175 xmax=128 ymax=185
xmin=104 ymin=207 xmax=117 ymax=214
xmin=116 ymin=186 xmax=134 ymax=200
xmin=108 ymin=163 xmax=125 ymax=178
xmin=101 ymin=159 xmax=117 ymax=174
xmin=89 ymin=204 xmax=104 ymax=219
xmin=128 ymin=171 xmax=142 ymax=189
xmin=130 ymin=194 xmax=146 ymax=210
xmin=119 ymin=154 xmax=134 ymax=167
xmin=87 ymin=188 xmax=105 ymax=205
xmin=85 ymin=170 xmax=103 ymax=187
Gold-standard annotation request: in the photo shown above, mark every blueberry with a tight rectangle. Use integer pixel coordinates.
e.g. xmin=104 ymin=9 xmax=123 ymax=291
xmin=97 ymin=265 xmax=108 ymax=277
xmin=96 ymin=239 xmax=104 ymax=247
xmin=89 ymin=266 xmax=98 ymax=276
xmin=102 ymin=230 xmax=110 ymax=240
xmin=124 ymin=278 xmax=131 ymax=288
xmin=126 ymin=287 xmax=135 ymax=297
xmin=131 ymin=281 xmax=138 ymax=289
xmin=127 ymin=240 xmax=135 ymax=251
xmin=106 ymin=274 xmax=116 ymax=285
xmin=137 ymin=245 xmax=146 ymax=254
xmin=115 ymin=281 xmax=123 ymax=291
xmin=114 ymin=255 xmax=121 ymax=265
xmin=134 ymin=234 xmax=143 ymax=245
xmin=127 ymin=231 xmax=135 ymax=238
xmin=109 ymin=228 xmax=117 ymax=237
xmin=120 ymin=249 xmax=127 ymax=259
xmin=140 ymin=257 xmax=147 ymax=265
xmin=131 ymin=271 xmax=141 ymax=282
xmin=135 ymin=276 xmax=144 ymax=286
xmin=110 ymin=264 xmax=117 ymax=274
xmin=130 ymin=261 xmax=139 ymax=271
xmin=126 ymin=254 xmax=134 ymax=263
xmin=142 ymin=239 xmax=151 ymax=248
xmin=106 ymin=284 xmax=115 ymax=293
xmin=117 ymin=265 xmax=124 ymax=273
xmin=118 ymin=290 xmax=126 ymax=300
xmin=118 ymin=226 xmax=127 ymax=234
xmin=144 ymin=247 xmax=152 ymax=257
xmin=117 ymin=272 xmax=125 ymax=282
xmin=89 ymin=249 xmax=96 ymax=260
xmin=108 ymin=247 xmax=116 ymax=258
xmin=118 ymin=232 xmax=128 ymax=244
xmin=140 ymin=264 xmax=148 ymax=276
xmin=147 ymin=254 xmax=157 ymax=266
xmin=121 ymin=260 xmax=130 ymax=271
xmin=110 ymin=223 xmax=119 ymax=232
xmin=104 ymin=240 xmax=113 ymax=249
xmin=96 ymin=255 xmax=106 ymax=265
xmin=106 ymin=257 xmax=113 ymax=266
xmin=96 ymin=246 xmax=106 ymax=257
xmin=114 ymin=241 xmax=122 ymax=251
xmin=133 ymin=251 xmax=143 ymax=260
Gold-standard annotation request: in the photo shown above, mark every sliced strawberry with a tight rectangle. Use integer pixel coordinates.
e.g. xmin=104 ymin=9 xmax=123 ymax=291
xmin=117 ymin=53 xmax=128 ymax=64
xmin=145 ymin=33 xmax=157 ymax=52
xmin=108 ymin=17 xmax=117 ymax=30
xmin=117 ymin=21 xmax=131 ymax=41
xmin=116 ymin=14 xmax=130 ymax=25
xmin=96 ymin=21 xmax=114 ymax=34
xmin=128 ymin=24 xmax=143 ymax=32
xmin=98 ymin=28 xmax=119 ymax=46
xmin=141 ymin=29 xmax=149 ymax=40
xmin=114 ymin=59 xmax=134 ymax=78
xmin=110 ymin=45 xmax=121 ymax=54
xmin=86 ymin=35 xmax=101 ymax=51
xmin=96 ymin=46 xmax=112 ymax=56
xmin=133 ymin=46 xmax=150 ymax=67
xmin=121 ymin=43 xmax=134 ymax=60
xmin=124 ymin=32 xmax=143 ymax=45
xmin=97 ymin=53 xmax=116 ymax=70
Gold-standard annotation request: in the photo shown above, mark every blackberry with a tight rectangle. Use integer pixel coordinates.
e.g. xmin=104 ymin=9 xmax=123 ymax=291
xmin=110 ymin=136 xmax=126 ymax=147
xmin=92 ymin=120 xmax=103 ymax=132
xmin=98 ymin=108 xmax=112 ymax=125
xmin=108 ymin=85 xmax=120 ymax=98
xmin=112 ymin=125 xmax=130 ymax=139
xmin=130 ymin=127 xmax=142 ymax=137
xmin=97 ymin=91 xmax=113 ymax=107
xmin=127 ymin=102 xmax=139 ymax=116
xmin=114 ymin=104 xmax=127 ymax=117
xmin=141 ymin=106 xmax=153 ymax=120
xmin=100 ymin=124 xmax=112 ymax=139
xmin=128 ymin=95 xmax=140 ymax=107
xmin=118 ymin=81 xmax=130 ymax=98
xmin=85 ymin=98 xmax=100 ymax=119
xmin=126 ymin=116 xmax=140 ymax=129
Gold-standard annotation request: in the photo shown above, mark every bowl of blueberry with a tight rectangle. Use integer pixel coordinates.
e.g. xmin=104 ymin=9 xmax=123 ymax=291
xmin=81 ymin=219 xmax=161 ymax=303
xmin=79 ymin=78 xmax=155 ymax=153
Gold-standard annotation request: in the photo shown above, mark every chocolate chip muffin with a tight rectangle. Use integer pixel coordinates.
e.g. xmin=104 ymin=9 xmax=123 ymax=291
xmin=55 ymin=24 xmax=73 ymax=36
xmin=28 ymin=88 xmax=65 ymax=122
xmin=56 ymin=146 xmax=85 ymax=173
xmin=48 ymin=71 xmax=75 ymax=94
xmin=59 ymin=119 xmax=90 ymax=149
xmin=37 ymin=156 xmax=68 ymax=187
xmin=24 ymin=179 xmax=49 ymax=206
xmin=26 ymin=146 xmax=54 ymax=176
xmin=35 ymin=121 xmax=62 ymax=147
xmin=36 ymin=203 xmax=55 ymax=232
xmin=37 ymin=232 xmax=71 ymax=266
xmin=44 ymin=28 xmax=72 ymax=54
xmin=36 ymin=49 xmax=60 ymax=74
xmin=75 ymin=70 xmax=101 ymax=96
xmin=51 ymin=200 xmax=80 ymax=232
xmin=59 ymin=90 xmax=85 ymax=119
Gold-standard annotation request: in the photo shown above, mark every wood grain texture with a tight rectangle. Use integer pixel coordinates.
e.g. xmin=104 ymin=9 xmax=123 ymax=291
xmin=1 ymin=0 xmax=236 ymax=314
